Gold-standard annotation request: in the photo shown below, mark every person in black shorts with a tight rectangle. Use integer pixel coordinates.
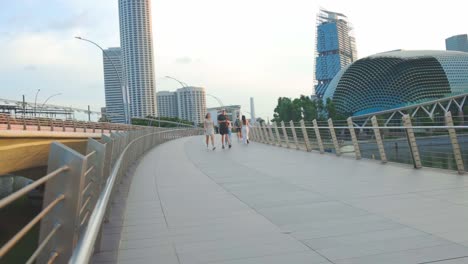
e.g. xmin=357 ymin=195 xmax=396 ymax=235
xmin=217 ymin=109 xmax=231 ymax=149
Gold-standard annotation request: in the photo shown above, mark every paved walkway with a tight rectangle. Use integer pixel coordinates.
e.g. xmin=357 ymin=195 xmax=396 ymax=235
xmin=101 ymin=136 xmax=468 ymax=264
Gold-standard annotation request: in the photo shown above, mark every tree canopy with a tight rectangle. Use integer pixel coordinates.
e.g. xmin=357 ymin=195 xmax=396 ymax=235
xmin=272 ymin=95 xmax=347 ymax=123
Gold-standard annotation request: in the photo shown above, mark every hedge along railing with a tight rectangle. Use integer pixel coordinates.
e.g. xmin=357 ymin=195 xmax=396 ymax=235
xmin=251 ymin=111 xmax=468 ymax=175
xmin=0 ymin=126 xmax=202 ymax=263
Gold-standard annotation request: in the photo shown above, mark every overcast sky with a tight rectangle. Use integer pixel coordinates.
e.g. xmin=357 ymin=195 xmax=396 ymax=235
xmin=1 ymin=0 xmax=467 ymax=119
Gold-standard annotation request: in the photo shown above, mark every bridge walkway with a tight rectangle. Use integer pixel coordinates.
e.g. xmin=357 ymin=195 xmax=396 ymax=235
xmin=94 ymin=136 xmax=468 ymax=264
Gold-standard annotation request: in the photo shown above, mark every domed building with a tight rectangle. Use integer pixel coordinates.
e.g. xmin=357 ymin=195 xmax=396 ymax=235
xmin=323 ymin=50 xmax=468 ymax=116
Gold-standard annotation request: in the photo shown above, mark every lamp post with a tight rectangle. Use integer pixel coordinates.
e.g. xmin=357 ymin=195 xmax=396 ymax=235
xmin=34 ymin=89 xmax=40 ymax=117
xmin=75 ymin=36 xmax=129 ymax=124
xmin=206 ymin=94 xmax=224 ymax=107
xmin=39 ymin=93 xmax=62 ymax=117
xmin=165 ymin=76 xmax=196 ymax=127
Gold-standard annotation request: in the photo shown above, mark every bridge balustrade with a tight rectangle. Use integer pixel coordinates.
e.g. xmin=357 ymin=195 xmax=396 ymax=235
xmin=0 ymin=127 xmax=202 ymax=263
xmin=252 ymin=111 xmax=467 ymax=175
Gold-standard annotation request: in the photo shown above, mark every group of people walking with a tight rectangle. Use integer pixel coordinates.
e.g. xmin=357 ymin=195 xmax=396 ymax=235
xmin=204 ymin=109 xmax=250 ymax=150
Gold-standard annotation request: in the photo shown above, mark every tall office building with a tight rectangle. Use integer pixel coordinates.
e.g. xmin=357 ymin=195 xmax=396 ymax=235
xmin=102 ymin=47 xmax=127 ymax=123
xmin=314 ymin=9 xmax=357 ymax=98
xmin=176 ymin=87 xmax=207 ymax=124
xmin=118 ymin=0 xmax=157 ymax=118
xmin=446 ymin=34 xmax=468 ymax=52
xmin=156 ymin=91 xmax=178 ymax=118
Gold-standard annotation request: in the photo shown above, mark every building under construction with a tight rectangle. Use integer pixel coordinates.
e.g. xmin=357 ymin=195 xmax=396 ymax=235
xmin=314 ymin=8 xmax=358 ymax=99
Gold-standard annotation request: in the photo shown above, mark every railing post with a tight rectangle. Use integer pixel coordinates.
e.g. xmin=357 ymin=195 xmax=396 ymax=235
xmin=23 ymin=116 xmax=27 ymax=130
xmin=250 ymin=126 xmax=256 ymax=141
xmin=37 ymin=118 xmax=41 ymax=131
xmin=83 ymin=121 xmax=87 ymax=133
xmin=73 ymin=120 xmax=77 ymax=132
xmin=371 ymin=116 xmax=388 ymax=163
xmin=267 ymin=124 xmax=275 ymax=145
xmin=38 ymin=143 xmax=87 ymax=263
xmin=347 ymin=117 xmax=361 ymax=160
xmin=300 ymin=120 xmax=312 ymax=152
xmin=274 ymin=122 xmax=282 ymax=147
xmin=313 ymin=119 xmax=324 ymax=154
xmin=289 ymin=121 xmax=300 ymax=150
xmin=402 ymin=115 xmax=422 ymax=168
xmin=258 ymin=123 xmax=265 ymax=143
xmin=6 ymin=115 xmax=11 ymax=130
xmin=49 ymin=119 xmax=54 ymax=131
xmin=328 ymin=118 xmax=341 ymax=156
xmin=445 ymin=112 xmax=464 ymax=174
xmin=281 ymin=121 xmax=290 ymax=148
xmin=62 ymin=120 xmax=66 ymax=132
xmin=261 ymin=123 xmax=269 ymax=144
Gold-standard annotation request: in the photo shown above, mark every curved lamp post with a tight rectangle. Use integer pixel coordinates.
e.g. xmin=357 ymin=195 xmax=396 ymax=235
xmin=75 ymin=36 xmax=129 ymax=124
xmin=39 ymin=93 xmax=62 ymax=117
xmin=165 ymin=76 xmax=196 ymax=127
xmin=34 ymin=89 xmax=41 ymax=117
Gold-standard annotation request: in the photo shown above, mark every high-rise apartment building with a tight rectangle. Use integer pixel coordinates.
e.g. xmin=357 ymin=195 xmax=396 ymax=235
xmin=156 ymin=91 xmax=178 ymax=118
xmin=156 ymin=87 xmax=207 ymax=124
xmin=446 ymin=34 xmax=468 ymax=52
xmin=102 ymin=47 xmax=127 ymax=123
xmin=314 ymin=9 xmax=357 ymax=98
xmin=118 ymin=0 xmax=157 ymax=118
xmin=176 ymin=87 xmax=206 ymax=124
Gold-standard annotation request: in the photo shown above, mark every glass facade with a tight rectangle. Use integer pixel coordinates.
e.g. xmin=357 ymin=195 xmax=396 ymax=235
xmin=446 ymin=34 xmax=468 ymax=53
xmin=314 ymin=9 xmax=357 ymax=98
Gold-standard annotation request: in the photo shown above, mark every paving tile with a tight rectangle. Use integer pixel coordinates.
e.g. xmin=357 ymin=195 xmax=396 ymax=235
xmin=94 ymin=136 xmax=468 ymax=264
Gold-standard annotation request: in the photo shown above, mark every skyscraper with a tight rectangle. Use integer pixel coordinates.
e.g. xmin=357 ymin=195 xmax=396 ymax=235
xmin=102 ymin=47 xmax=127 ymax=123
xmin=176 ymin=87 xmax=207 ymax=124
xmin=314 ymin=9 xmax=357 ymax=98
xmin=156 ymin=91 xmax=178 ymax=118
xmin=446 ymin=34 xmax=468 ymax=52
xmin=118 ymin=0 xmax=157 ymax=118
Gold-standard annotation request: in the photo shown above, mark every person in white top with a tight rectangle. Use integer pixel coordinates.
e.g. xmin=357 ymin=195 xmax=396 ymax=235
xmin=204 ymin=113 xmax=216 ymax=150
xmin=241 ymin=115 xmax=250 ymax=144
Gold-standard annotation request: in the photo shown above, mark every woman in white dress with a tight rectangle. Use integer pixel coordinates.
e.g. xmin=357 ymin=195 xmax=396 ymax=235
xmin=204 ymin=113 xmax=216 ymax=150
xmin=241 ymin=115 xmax=250 ymax=144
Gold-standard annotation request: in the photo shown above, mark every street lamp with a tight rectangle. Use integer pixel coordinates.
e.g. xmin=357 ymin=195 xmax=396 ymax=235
xmin=165 ymin=76 xmax=196 ymax=127
xmin=75 ymin=36 xmax=130 ymax=124
xmin=206 ymin=94 xmax=224 ymax=107
xmin=34 ymin=89 xmax=40 ymax=117
xmin=39 ymin=93 xmax=62 ymax=117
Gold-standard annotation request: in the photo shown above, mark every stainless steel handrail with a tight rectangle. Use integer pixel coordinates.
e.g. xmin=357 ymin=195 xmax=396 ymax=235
xmin=69 ymin=128 xmax=196 ymax=263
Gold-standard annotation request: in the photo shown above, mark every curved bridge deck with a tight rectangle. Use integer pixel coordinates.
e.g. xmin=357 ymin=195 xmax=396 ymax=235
xmin=95 ymin=136 xmax=468 ymax=264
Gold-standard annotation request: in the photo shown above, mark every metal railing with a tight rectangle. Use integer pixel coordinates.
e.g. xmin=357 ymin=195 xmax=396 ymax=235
xmin=0 ymin=126 xmax=202 ymax=263
xmin=251 ymin=111 xmax=467 ymax=174
xmin=0 ymin=113 xmax=145 ymax=133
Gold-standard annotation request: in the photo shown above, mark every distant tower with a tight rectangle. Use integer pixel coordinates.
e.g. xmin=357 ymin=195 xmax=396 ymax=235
xmin=119 ymin=0 xmax=157 ymax=118
xmin=446 ymin=34 xmax=468 ymax=52
xmin=314 ymin=9 xmax=357 ymax=98
xmin=250 ymin=97 xmax=256 ymax=122
xmin=102 ymin=47 xmax=127 ymax=123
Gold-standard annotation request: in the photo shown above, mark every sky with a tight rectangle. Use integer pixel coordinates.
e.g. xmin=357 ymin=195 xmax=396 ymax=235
xmin=1 ymin=0 xmax=467 ymax=119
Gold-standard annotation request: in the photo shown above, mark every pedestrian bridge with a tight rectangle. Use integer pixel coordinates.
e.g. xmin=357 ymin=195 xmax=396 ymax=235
xmin=94 ymin=136 xmax=468 ymax=264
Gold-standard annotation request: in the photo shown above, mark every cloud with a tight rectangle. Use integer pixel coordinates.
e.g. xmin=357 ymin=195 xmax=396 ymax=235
xmin=175 ymin=56 xmax=193 ymax=64
xmin=23 ymin=65 xmax=37 ymax=71
xmin=47 ymin=11 xmax=92 ymax=32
